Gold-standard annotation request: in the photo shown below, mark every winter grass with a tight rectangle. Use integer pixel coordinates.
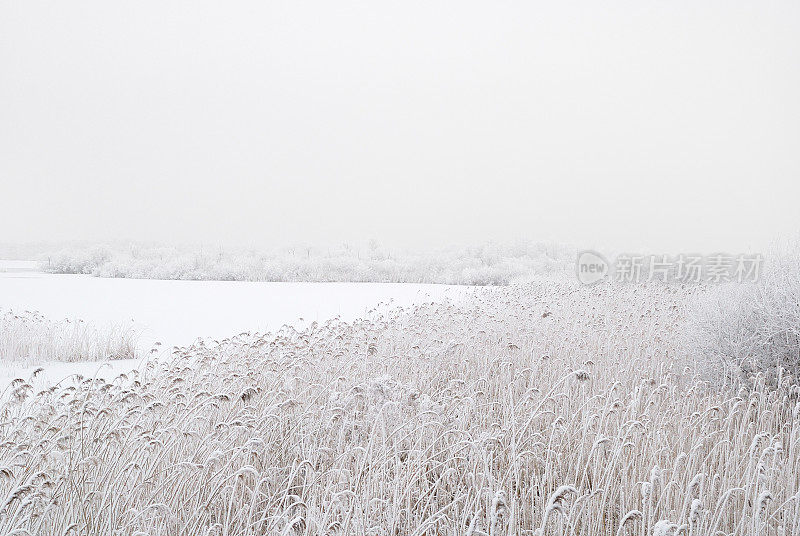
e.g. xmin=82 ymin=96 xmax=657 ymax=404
xmin=0 ymin=310 xmax=138 ymax=365
xmin=37 ymin=241 xmax=573 ymax=285
xmin=1 ymin=280 xmax=797 ymax=535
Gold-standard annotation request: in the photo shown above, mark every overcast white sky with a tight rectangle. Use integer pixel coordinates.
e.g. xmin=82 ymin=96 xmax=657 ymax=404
xmin=1 ymin=1 xmax=798 ymax=253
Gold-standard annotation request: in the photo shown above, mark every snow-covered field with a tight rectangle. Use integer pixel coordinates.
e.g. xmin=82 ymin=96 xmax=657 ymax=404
xmin=0 ymin=271 xmax=467 ymax=349
xmin=2 ymin=277 xmax=798 ymax=535
xmin=0 ymin=263 xmax=470 ymax=389
xmin=2 ymin=259 xmax=799 ymax=536
xmin=0 ymin=260 xmax=38 ymax=272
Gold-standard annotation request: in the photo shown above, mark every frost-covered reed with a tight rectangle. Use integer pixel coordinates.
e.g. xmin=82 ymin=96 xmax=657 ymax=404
xmin=1 ymin=281 xmax=798 ymax=535
xmin=0 ymin=310 xmax=137 ymax=365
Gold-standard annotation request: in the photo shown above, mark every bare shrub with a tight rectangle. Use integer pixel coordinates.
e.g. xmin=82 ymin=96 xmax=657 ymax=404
xmin=687 ymin=252 xmax=800 ymax=386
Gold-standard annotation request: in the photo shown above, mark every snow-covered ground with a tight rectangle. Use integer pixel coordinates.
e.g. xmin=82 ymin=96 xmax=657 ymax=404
xmin=0 ymin=262 xmax=471 ymax=389
xmin=0 ymin=259 xmax=38 ymax=272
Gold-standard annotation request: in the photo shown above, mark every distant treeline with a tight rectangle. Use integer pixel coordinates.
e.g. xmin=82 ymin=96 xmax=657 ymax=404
xmin=33 ymin=241 xmax=574 ymax=285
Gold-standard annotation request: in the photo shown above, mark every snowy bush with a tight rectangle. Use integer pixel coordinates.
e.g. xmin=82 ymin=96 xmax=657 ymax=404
xmin=687 ymin=251 xmax=800 ymax=386
xmin=39 ymin=241 xmax=574 ymax=285
xmin=41 ymin=245 xmax=111 ymax=274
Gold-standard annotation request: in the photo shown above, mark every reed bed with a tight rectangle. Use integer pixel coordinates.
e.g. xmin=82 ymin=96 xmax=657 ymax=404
xmin=0 ymin=310 xmax=138 ymax=365
xmin=0 ymin=281 xmax=797 ymax=535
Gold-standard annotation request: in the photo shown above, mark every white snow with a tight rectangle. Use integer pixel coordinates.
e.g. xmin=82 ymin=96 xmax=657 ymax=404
xmin=0 ymin=265 xmax=471 ymax=390
xmin=0 ymin=259 xmax=39 ymax=272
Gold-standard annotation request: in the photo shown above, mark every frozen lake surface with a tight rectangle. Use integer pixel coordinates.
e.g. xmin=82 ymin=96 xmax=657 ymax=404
xmin=0 ymin=270 xmax=469 ymax=349
xmin=0 ymin=263 xmax=471 ymax=388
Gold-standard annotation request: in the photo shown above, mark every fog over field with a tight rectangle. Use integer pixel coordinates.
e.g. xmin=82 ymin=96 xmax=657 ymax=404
xmin=1 ymin=1 xmax=800 ymax=535
xmin=2 ymin=1 xmax=799 ymax=253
